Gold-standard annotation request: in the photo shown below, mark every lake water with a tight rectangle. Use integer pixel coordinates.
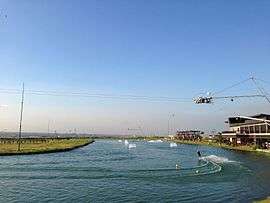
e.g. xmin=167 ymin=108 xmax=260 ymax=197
xmin=0 ymin=139 xmax=270 ymax=202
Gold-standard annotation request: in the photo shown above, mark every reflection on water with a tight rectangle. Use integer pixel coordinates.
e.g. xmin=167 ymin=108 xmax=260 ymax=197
xmin=0 ymin=140 xmax=269 ymax=202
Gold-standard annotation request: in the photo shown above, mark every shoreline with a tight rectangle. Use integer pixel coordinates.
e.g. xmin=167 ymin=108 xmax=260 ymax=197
xmin=255 ymin=197 xmax=270 ymax=203
xmin=171 ymin=139 xmax=270 ymax=155
xmin=96 ymin=137 xmax=270 ymax=155
xmin=90 ymin=137 xmax=270 ymax=157
xmin=0 ymin=137 xmax=94 ymax=156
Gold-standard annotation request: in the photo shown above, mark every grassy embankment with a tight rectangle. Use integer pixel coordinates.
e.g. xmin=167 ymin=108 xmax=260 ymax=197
xmin=255 ymin=197 xmax=270 ymax=203
xmin=172 ymin=139 xmax=270 ymax=154
xmin=0 ymin=137 xmax=93 ymax=155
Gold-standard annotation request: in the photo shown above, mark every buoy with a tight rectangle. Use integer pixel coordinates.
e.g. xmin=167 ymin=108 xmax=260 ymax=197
xmin=128 ymin=143 xmax=136 ymax=149
xmin=176 ymin=164 xmax=180 ymax=170
xmin=196 ymin=170 xmax=199 ymax=173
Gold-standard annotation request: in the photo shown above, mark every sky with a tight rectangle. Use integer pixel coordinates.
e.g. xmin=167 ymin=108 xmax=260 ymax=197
xmin=0 ymin=0 xmax=269 ymax=135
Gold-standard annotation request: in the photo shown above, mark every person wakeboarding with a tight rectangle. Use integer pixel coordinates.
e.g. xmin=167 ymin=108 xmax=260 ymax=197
xmin=197 ymin=150 xmax=201 ymax=157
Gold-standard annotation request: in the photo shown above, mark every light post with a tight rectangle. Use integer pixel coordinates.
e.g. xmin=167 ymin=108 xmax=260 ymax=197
xmin=167 ymin=114 xmax=175 ymax=136
xmin=0 ymin=105 xmax=8 ymax=135
xmin=128 ymin=126 xmax=144 ymax=137
xmin=18 ymin=83 xmax=25 ymax=151
xmin=47 ymin=120 xmax=50 ymax=137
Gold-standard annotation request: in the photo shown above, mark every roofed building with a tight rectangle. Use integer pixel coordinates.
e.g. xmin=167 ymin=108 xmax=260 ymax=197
xmin=221 ymin=114 xmax=270 ymax=147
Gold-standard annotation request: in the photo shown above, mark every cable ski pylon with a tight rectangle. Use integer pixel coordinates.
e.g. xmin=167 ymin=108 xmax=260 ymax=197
xmin=193 ymin=76 xmax=270 ymax=104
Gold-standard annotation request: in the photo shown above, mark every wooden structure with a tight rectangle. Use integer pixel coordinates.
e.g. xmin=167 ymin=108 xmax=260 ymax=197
xmin=175 ymin=130 xmax=203 ymax=141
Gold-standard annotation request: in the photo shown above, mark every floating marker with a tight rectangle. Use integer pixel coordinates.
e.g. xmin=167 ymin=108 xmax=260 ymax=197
xmin=128 ymin=143 xmax=136 ymax=149
xmin=148 ymin=139 xmax=163 ymax=143
xmin=176 ymin=164 xmax=180 ymax=170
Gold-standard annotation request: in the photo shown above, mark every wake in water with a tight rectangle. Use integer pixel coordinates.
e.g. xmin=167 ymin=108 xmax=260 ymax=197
xmin=199 ymin=155 xmax=235 ymax=164
xmin=124 ymin=158 xmax=222 ymax=178
xmin=148 ymin=139 xmax=163 ymax=143
xmin=115 ymin=140 xmax=239 ymax=178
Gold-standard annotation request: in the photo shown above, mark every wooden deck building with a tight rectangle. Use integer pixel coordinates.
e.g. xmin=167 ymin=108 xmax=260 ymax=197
xmin=175 ymin=130 xmax=203 ymax=141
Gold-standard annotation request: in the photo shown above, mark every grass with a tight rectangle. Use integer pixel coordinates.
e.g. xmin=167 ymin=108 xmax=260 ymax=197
xmin=0 ymin=137 xmax=93 ymax=155
xmin=254 ymin=197 xmax=270 ymax=203
xmin=173 ymin=139 xmax=258 ymax=152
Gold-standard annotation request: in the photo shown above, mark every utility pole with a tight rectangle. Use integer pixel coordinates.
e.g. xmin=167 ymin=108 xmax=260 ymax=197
xmin=18 ymin=83 xmax=25 ymax=151
xmin=47 ymin=120 xmax=50 ymax=137
xmin=167 ymin=114 xmax=175 ymax=136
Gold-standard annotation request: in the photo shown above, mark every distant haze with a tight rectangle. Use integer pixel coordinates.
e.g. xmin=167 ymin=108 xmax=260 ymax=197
xmin=0 ymin=1 xmax=269 ymax=135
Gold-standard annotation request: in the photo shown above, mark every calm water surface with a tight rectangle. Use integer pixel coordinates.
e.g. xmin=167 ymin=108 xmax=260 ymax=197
xmin=0 ymin=139 xmax=270 ymax=202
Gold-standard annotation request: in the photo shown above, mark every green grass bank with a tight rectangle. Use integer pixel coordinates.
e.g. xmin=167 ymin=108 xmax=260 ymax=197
xmin=0 ymin=137 xmax=94 ymax=155
xmin=254 ymin=197 xmax=270 ymax=203
xmin=172 ymin=139 xmax=270 ymax=155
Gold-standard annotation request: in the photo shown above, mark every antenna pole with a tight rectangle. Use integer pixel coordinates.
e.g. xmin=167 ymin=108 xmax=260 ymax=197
xmin=167 ymin=114 xmax=175 ymax=135
xmin=18 ymin=83 xmax=25 ymax=151
xmin=47 ymin=120 xmax=50 ymax=137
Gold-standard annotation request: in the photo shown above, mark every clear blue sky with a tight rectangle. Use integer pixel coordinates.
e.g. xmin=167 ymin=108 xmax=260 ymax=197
xmin=0 ymin=0 xmax=269 ymax=134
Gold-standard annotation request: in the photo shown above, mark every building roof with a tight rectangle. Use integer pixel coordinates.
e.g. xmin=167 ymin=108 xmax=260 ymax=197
xmin=228 ymin=113 xmax=270 ymax=127
xmin=251 ymin=114 xmax=270 ymax=118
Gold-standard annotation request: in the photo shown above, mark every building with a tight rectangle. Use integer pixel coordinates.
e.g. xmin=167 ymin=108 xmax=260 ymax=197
xmin=221 ymin=114 xmax=270 ymax=147
xmin=175 ymin=130 xmax=203 ymax=141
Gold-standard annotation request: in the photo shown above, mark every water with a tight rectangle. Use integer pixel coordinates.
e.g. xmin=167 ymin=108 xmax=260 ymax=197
xmin=0 ymin=140 xmax=270 ymax=202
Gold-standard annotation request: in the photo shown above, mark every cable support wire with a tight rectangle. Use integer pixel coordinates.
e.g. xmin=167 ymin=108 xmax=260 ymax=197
xmin=212 ymin=77 xmax=252 ymax=96
xmin=0 ymin=88 xmax=192 ymax=102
